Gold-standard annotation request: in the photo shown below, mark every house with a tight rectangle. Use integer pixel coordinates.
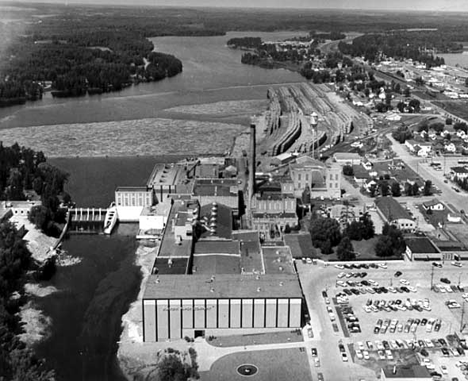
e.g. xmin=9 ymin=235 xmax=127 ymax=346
xmin=333 ymin=152 xmax=362 ymax=165
xmin=375 ymin=196 xmax=416 ymax=232
xmin=404 ymin=139 xmax=419 ymax=153
xmin=422 ymin=198 xmax=445 ymax=211
xmin=444 ymin=142 xmax=456 ymax=153
xmin=381 ymin=365 xmax=432 ymax=381
xmin=450 ymin=166 xmax=468 ymax=180
xmin=405 ymin=237 xmax=440 ymax=261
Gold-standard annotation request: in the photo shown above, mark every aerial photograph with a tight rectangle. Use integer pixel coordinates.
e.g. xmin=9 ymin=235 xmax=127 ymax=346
xmin=2 ymin=0 xmax=468 ymax=380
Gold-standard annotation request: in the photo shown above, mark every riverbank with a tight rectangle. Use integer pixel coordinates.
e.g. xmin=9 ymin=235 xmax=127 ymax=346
xmin=10 ymin=215 xmax=80 ymax=347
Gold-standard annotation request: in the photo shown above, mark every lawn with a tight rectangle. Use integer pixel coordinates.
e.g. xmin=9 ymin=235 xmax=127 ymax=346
xmin=209 ymin=330 xmax=303 ymax=348
xmin=200 ymin=348 xmax=312 ymax=381
xmin=416 ymin=204 xmax=450 ymax=228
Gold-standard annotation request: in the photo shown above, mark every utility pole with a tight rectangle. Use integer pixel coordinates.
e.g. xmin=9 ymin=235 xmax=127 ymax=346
xmin=430 ymin=265 xmax=434 ymax=291
xmin=461 ymin=300 xmax=466 ymax=333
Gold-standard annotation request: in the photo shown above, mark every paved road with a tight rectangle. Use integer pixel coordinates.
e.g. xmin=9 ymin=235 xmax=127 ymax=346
xmin=387 ymin=133 xmax=468 ymax=213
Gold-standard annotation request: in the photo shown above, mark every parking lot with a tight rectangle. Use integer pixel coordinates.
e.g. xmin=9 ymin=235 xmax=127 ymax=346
xmin=297 ymin=259 xmax=468 ymax=381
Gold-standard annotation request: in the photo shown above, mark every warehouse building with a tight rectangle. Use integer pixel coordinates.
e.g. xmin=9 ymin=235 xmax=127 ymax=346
xmin=142 ymin=273 xmax=303 ymax=341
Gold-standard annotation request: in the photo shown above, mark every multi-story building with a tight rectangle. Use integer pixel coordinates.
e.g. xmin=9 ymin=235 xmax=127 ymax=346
xmin=115 ymin=187 xmax=155 ymax=221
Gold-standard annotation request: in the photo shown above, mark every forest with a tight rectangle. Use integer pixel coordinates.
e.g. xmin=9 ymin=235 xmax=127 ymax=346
xmin=338 ymin=32 xmax=449 ymax=67
xmin=0 ymin=142 xmax=70 ymax=380
xmin=0 ymin=221 xmax=55 ymax=380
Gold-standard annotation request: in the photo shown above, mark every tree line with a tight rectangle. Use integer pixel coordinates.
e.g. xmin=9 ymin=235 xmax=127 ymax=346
xmin=338 ymin=33 xmax=446 ymax=68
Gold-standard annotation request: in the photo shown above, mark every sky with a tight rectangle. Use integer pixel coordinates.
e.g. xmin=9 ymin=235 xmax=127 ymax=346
xmin=6 ymin=0 xmax=468 ymax=12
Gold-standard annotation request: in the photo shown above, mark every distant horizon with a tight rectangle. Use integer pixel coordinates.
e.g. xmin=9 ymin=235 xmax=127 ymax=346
xmin=3 ymin=0 xmax=468 ymax=13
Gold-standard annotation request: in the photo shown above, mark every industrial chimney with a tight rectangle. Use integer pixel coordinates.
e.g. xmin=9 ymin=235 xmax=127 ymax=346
xmin=249 ymin=123 xmax=256 ymax=208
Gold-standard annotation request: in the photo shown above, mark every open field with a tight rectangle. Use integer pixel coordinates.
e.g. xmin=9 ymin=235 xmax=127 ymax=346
xmin=433 ymin=100 xmax=468 ymax=121
xmin=0 ymin=118 xmax=247 ymax=157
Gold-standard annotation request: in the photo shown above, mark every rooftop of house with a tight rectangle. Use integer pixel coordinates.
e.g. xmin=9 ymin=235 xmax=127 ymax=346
xmin=422 ymin=198 xmax=443 ymax=208
xmin=451 ymin=166 xmax=468 ymax=174
xmin=143 ymin=273 xmax=302 ymax=300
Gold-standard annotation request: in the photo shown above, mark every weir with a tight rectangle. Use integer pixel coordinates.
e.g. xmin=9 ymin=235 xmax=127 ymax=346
xmin=67 ymin=207 xmax=109 ymax=234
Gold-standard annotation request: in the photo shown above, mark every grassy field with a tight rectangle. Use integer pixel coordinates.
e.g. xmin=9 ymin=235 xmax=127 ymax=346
xmin=200 ymin=348 xmax=312 ymax=381
xmin=433 ymin=100 xmax=468 ymax=120
xmin=209 ymin=330 xmax=303 ymax=348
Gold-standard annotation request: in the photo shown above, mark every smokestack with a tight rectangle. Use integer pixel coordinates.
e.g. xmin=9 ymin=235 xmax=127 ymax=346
xmin=249 ymin=123 xmax=256 ymax=206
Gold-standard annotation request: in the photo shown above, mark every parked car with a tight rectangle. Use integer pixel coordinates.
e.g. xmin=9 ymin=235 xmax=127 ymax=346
xmin=311 ymin=348 xmax=318 ymax=357
xmin=314 ymin=358 xmax=321 ymax=367
xmin=441 ymin=278 xmax=451 ymax=284
xmin=394 ymin=271 xmax=403 ymax=277
xmin=399 ymin=279 xmax=410 ymax=285
xmin=341 ymin=353 xmax=348 ymax=362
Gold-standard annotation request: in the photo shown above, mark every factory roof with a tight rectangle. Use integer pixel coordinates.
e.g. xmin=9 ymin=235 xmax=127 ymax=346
xmin=405 ymin=237 xmax=439 ymax=254
xmin=199 ymin=203 xmax=233 ymax=239
xmin=192 ymin=255 xmax=241 ymax=275
xmin=143 ymin=273 xmax=302 ymax=300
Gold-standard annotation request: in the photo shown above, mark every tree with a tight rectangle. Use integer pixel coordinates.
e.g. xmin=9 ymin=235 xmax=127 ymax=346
xmin=379 ymin=180 xmax=389 ymax=196
xmin=343 ymin=165 xmax=354 ymax=176
xmin=391 ymin=182 xmax=401 ymax=197
xmin=423 ymin=180 xmax=432 ymax=196
xmin=412 ymin=182 xmax=419 ymax=196
xmin=301 ymin=185 xmax=311 ymax=205
xmin=446 ymin=117 xmax=453 ymax=125
xmin=375 ymin=235 xmax=394 ymax=257
xmin=404 ymin=182 xmax=413 ymax=196
xmin=404 ymin=87 xmax=411 ymax=97
xmin=28 ymin=205 xmax=51 ymax=232
xmin=309 ymin=217 xmax=342 ymax=252
xmin=337 ymin=236 xmax=355 ymax=261
xmin=157 ymin=354 xmax=189 ymax=381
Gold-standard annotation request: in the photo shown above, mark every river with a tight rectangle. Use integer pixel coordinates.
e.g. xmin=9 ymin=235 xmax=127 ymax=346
xmin=29 ymin=30 xmax=306 ymax=381
xmin=0 ymin=31 xmax=304 ymax=129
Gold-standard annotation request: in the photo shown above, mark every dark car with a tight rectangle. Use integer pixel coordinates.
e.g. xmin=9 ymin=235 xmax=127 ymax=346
xmin=311 ymin=348 xmax=318 ymax=357
xmin=401 ymin=286 xmax=410 ymax=293
xmin=438 ymin=338 xmax=447 ymax=346
xmin=339 ymin=344 xmax=346 ymax=353
xmin=440 ymin=278 xmax=451 ymax=284
xmin=383 ymin=340 xmax=390 ymax=350
xmin=441 ymin=347 xmax=449 ymax=356
xmin=418 ymin=340 xmax=425 ymax=347
xmin=317 ymin=373 xmax=324 ymax=381
xmin=361 ymin=264 xmax=369 ymax=269
xmin=351 ymin=289 xmax=360 ymax=295
xmin=374 ymin=326 xmax=380 ymax=334
xmin=394 ymin=271 xmax=402 ymax=277
xmin=344 ymin=264 xmax=353 ymax=269
xmin=343 ymin=289 xmax=352 ymax=295
xmin=369 ymin=263 xmax=378 ymax=269
xmin=322 ymin=290 xmax=328 ymax=298
xmin=432 ymin=262 xmax=443 ymax=268
xmin=456 ymin=347 xmax=465 ymax=355
xmin=421 ymin=318 xmax=428 ymax=326
xmin=380 ymin=287 xmax=388 ymax=293
xmin=420 ymin=348 xmax=429 ymax=357
xmin=374 ymin=287 xmax=382 ymax=294
xmin=395 ymin=287 xmax=403 ymax=293
xmin=361 ymin=280 xmax=370 ymax=286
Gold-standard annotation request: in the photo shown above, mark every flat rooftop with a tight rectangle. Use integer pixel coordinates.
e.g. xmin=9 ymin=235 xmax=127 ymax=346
xmin=143 ymin=273 xmax=303 ymax=300
xmin=262 ymin=246 xmax=295 ymax=275
xmin=146 ymin=163 xmax=185 ymax=187
xmin=153 ymin=257 xmax=188 ymax=275
xmin=381 ymin=365 xmax=431 ymax=379
xmin=284 ymin=233 xmax=314 ymax=259
xmin=192 ymin=255 xmax=241 ymax=275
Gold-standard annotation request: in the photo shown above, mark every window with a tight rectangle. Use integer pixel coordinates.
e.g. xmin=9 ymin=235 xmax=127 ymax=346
xmin=335 ymin=174 xmax=339 ymax=180
xmin=330 ymin=174 xmax=333 ymax=180
xmin=305 ymin=174 xmax=309 ymax=181
xmin=298 ymin=173 xmax=301 ymax=181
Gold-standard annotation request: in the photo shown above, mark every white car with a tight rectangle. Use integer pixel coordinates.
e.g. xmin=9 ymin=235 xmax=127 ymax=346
xmin=335 ymin=264 xmax=345 ymax=269
xmin=378 ymin=263 xmax=387 ymax=269
xmin=399 ymin=279 xmax=410 ymax=285
xmin=337 ymin=280 xmax=347 ymax=287
xmin=306 ymin=258 xmax=313 ymax=264
xmin=337 ymin=272 xmax=346 ymax=278
xmin=408 ymin=286 xmax=417 ymax=292
xmin=314 ymin=358 xmax=321 ymax=367
xmin=363 ymin=306 xmax=372 ymax=313
xmin=363 ymin=350 xmax=370 ymax=360
xmin=356 ymin=349 xmax=363 ymax=359
xmin=462 ymin=292 xmax=468 ymax=299
xmin=422 ymin=359 xmax=435 ymax=370
xmin=357 ymin=341 xmax=365 ymax=350
xmin=440 ymin=365 xmax=448 ymax=374
xmin=451 ymin=261 xmax=462 ymax=267
xmin=377 ymin=350 xmax=386 ymax=360
xmin=385 ymin=350 xmax=393 ymax=360
xmin=424 ymin=339 xmax=434 ymax=348
xmin=387 ymin=286 xmax=397 ymax=293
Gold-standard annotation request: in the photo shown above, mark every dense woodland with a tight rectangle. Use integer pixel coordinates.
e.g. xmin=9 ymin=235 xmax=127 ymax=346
xmin=0 ymin=221 xmax=55 ymax=380
xmin=338 ymin=33 xmax=448 ymax=67
xmin=0 ymin=143 xmax=71 ymax=380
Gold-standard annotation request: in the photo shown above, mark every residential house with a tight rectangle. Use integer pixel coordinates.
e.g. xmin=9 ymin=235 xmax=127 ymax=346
xmin=422 ymin=199 xmax=445 ymax=211
xmin=375 ymin=196 xmax=416 ymax=232
xmin=444 ymin=142 xmax=456 ymax=153
xmin=333 ymin=152 xmax=362 ymax=165
xmin=450 ymin=166 xmax=468 ymax=180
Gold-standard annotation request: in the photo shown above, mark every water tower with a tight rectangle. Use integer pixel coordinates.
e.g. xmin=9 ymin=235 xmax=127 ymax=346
xmin=310 ymin=112 xmax=318 ymax=158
